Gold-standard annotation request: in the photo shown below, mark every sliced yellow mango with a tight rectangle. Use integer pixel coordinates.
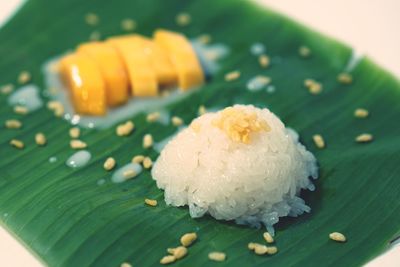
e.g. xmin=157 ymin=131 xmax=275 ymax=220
xmin=140 ymin=37 xmax=177 ymax=85
xmin=153 ymin=29 xmax=204 ymax=90
xmin=107 ymin=35 xmax=158 ymax=97
xmin=59 ymin=53 xmax=106 ymax=115
xmin=77 ymin=42 xmax=129 ymax=107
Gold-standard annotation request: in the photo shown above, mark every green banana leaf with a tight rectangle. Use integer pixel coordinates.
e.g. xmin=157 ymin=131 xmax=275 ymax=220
xmin=1 ymin=0 xmax=399 ymax=266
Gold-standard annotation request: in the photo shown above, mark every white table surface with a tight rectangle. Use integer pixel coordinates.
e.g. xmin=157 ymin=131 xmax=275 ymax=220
xmin=0 ymin=0 xmax=399 ymax=266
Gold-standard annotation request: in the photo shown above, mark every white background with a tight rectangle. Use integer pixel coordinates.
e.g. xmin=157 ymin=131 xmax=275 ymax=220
xmin=0 ymin=0 xmax=399 ymax=266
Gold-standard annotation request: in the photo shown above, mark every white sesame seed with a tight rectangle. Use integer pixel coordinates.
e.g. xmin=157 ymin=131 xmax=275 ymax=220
xmin=18 ymin=71 xmax=31 ymax=84
xmin=70 ymin=140 xmax=87 ymax=149
xmin=35 ymin=132 xmax=47 ymax=146
xmin=120 ymin=263 xmax=132 ymax=267
xmin=180 ymin=232 xmax=197 ymax=247
xmin=224 ymin=70 xmax=241 ymax=82
xmin=10 ymin=139 xmax=24 ymax=149
xmin=14 ymin=105 xmax=28 ymax=115
xmin=146 ymin=112 xmax=161 ymax=123
xmin=208 ymin=252 xmax=226 ymax=262
xmin=198 ymin=105 xmax=207 ymax=116
xmin=103 ymin=157 xmax=116 ymax=171
xmin=160 ymin=255 xmax=176 ymax=265
xmin=85 ymin=13 xmax=99 ymax=26
xmin=176 ymin=12 xmax=191 ymax=26
xmin=143 ymin=134 xmax=153 ymax=149
xmin=144 ymin=198 xmax=158 ymax=207
xmin=263 ymin=232 xmax=274 ymax=243
xmin=299 ymin=46 xmax=311 ymax=57
xmin=354 ymin=108 xmax=369 ymax=118
xmin=171 ymin=116 xmax=183 ymax=127
xmin=312 ymin=134 xmax=325 ymax=149
xmin=116 ymin=121 xmax=135 ymax=136
xmin=259 ymin=54 xmax=270 ymax=68
xmin=337 ymin=73 xmax=353 ymax=84
xmin=132 ymin=155 xmax=145 ymax=164
xmin=329 ymin=232 xmax=346 ymax=242
xmin=356 ymin=133 xmax=373 ymax=143
xmin=143 ymin=157 xmax=153 ymax=169
xmin=5 ymin=119 xmax=22 ymax=129
xmin=1 ymin=84 xmax=14 ymax=95
xmin=69 ymin=127 xmax=81 ymax=139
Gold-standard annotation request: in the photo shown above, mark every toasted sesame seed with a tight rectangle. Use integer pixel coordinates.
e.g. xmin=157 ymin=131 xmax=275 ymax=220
xmin=10 ymin=139 xmax=24 ymax=149
xmin=354 ymin=108 xmax=369 ymax=118
xmin=47 ymin=101 xmax=64 ymax=117
xmin=123 ymin=169 xmax=137 ymax=179
xmin=254 ymin=244 xmax=269 ymax=255
xmin=225 ymin=70 xmax=241 ymax=82
xmin=35 ymin=133 xmax=47 ymax=146
xmin=143 ymin=157 xmax=153 ymax=169
xmin=198 ymin=105 xmax=207 ymax=116
xmin=18 ymin=71 xmax=31 ymax=84
xmin=197 ymin=34 xmax=211 ymax=44
xmin=312 ymin=134 xmax=325 ymax=149
xmin=103 ymin=157 xmax=116 ymax=171
xmin=169 ymin=246 xmax=187 ymax=260
xmin=356 ymin=133 xmax=373 ymax=143
xmin=132 ymin=155 xmax=145 ymax=164
xmin=171 ymin=116 xmax=183 ymax=126
xmin=14 ymin=105 xmax=28 ymax=115
xmin=299 ymin=46 xmax=311 ymax=57
xmin=1 ymin=84 xmax=14 ymax=94
xmin=121 ymin=18 xmax=137 ymax=31
xmin=143 ymin=134 xmax=153 ymax=149
xmin=259 ymin=54 xmax=270 ymax=68
xmin=116 ymin=121 xmax=135 ymax=136
xmin=144 ymin=198 xmax=158 ymax=207
xmin=329 ymin=232 xmax=346 ymax=242
xmin=89 ymin=31 xmax=101 ymax=41
xmin=85 ymin=13 xmax=99 ymax=26
xmin=176 ymin=12 xmax=191 ymax=26
xmin=304 ymin=79 xmax=322 ymax=94
xmin=146 ymin=112 xmax=161 ymax=123
xmin=160 ymin=255 xmax=176 ymax=265
xmin=248 ymin=242 xmax=256 ymax=250
xmin=263 ymin=232 xmax=274 ymax=243
xmin=208 ymin=252 xmax=226 ymax=262
xmin=337 ymin=73 xmax=353 ymax=84
xmin=267 ymin=246 xmax=278 ymax=255
xmin=180 ymin=232 xmax=197 ymax=247
xmin=70 ymin=140 xmax=87 ymax=149
xmin=5 ymin=119 xmax=22 ymax=129
xmin=69 ymin=127 xmax=81 ymax=139
xmin=120 ymin=263 xmax=132 ymax=267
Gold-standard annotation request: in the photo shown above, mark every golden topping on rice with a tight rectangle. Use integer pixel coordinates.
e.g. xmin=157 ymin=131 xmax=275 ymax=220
xmin=212 ymin=107 xmax=270 ymax=144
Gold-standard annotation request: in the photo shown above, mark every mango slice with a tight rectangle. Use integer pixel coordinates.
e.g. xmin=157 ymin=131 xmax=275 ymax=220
xmin=77 ymin=42 xmax=129 ymax=106
xmin=59 ymin=53 xmax=106 ymax=115
xmin=154 ymin=29 xmax=204 ymax=90
xmin=140 ymin=37 xmax=177 ymax=85
xmin=107 ymin=35 xmax=158 ymax=97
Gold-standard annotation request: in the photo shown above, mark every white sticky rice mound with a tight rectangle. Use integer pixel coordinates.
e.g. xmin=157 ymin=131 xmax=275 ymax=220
xmin=152 ymin=104 xmax=318 ymax=234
